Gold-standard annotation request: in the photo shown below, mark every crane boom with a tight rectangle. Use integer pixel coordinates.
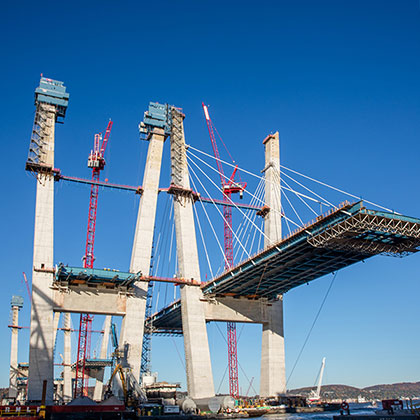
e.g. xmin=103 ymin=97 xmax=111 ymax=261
xmin=74 ymin=121 xmax=113 ymax=399
xmin=316 ymin=357 xmax=326 ymax=399
xmin=22 ymin=272 xmax=32 ymax=303
xmin=201 ymin=103 xmax=246 ymax=399
xmin=202 ymin=103 xmax=226 ymax=185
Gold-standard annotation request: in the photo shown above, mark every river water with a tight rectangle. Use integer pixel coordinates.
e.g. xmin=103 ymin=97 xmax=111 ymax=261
xmin=248 ymin=403 xmax=377 ymax=420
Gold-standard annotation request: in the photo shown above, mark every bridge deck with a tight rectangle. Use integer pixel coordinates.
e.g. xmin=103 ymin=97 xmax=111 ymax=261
xmin=148 ymin=201 xmax=420 ymax=333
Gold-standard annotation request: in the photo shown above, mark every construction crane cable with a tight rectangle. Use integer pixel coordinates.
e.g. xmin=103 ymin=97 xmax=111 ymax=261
xmin=216 ymin=365 xmax=229 ymax=394
xmin=171 ymin=337 xmax=185 ymax=369
xmin=286 ymin=271 xmax=338 ymax=386
xmin=214 ymin=323 xmax=255 ymax=394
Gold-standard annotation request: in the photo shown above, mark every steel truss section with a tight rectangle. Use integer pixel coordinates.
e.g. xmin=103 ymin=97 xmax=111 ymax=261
xmin=307 ymin=212 xmax=420 ymax=256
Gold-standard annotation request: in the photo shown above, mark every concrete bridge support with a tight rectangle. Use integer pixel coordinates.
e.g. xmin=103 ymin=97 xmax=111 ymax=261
xmin=27 ymin=104 xmax=57 ymax=403
xmin=9 ymin=298 xmax=23 ymax=400
xmin=260 ymin=131 xmax=286 ymax=397
xmin=93 ymin=315 xmax=112 ymax=401
xmin=170 ymin=108 xmax=215 ymax=399
xmin=120 ymin=127 xmax=167 ymax=381
xmin=63 ymin=313 xmax=72 ymax=402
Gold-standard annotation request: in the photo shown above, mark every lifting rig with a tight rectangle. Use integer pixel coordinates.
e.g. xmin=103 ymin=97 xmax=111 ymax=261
xmin=74 ymin=121 xmax=113 ymax=398
xmin=106 ymin=322 xmax=147 ymax=406
xmin=202 ymin=103 xmax=246 ymax=399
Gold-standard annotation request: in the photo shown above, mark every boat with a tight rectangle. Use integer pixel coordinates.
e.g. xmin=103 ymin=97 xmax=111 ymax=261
xmin=333 ymin=399 xmax=420 ymax=420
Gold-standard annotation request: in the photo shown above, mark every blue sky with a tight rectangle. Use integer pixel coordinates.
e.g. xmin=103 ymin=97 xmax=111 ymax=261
xmin=2 ymin=0 xmax=420 ymax=394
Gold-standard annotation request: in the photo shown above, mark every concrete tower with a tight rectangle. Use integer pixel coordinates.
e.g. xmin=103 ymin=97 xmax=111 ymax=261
xmin=260 ymin=132 xmax=286 ymax=397
xmin=9 ymin=295 xmax=24 ymax=401
xmin=27 ymin=77 xmax=69 ymax=403
xmin=170 ymin=107 xmax=215 ymax=399
xmin=62 ymin=313 xmax=72 ymax=402
xmin=120 ymin=103 xmax=168 ymax=382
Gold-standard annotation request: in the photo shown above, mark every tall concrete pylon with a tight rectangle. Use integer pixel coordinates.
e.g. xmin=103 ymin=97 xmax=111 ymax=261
xmin=93 ymin=315 xmax=112 ymax=400
xmin=121 ymin=120 xmax=167 ymax=381
xmin=28 ymin=104 xmax=59 ymax=403
xmin=260 ymin=132 xmax=286 ymax=397
xmin=170 ymin=108 xmax=215 ymax=399
xmin=27 ymin=77 xmax=69 ymax=403
xmin=9 ymin=296 xmax=23 ymax=400
xmin=63 ymin=313 xmax=72 ymax=402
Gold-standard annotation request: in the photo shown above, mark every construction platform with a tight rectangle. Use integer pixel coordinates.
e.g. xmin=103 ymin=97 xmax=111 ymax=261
xmin=148 ymin=201 xmax=420 ymax=333
xmin=55 ymin=265 xmax=141 ymax=288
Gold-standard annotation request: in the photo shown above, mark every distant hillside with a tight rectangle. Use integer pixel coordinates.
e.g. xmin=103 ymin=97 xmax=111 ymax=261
xmin=289 ymin=382 xmax=420 ymax=400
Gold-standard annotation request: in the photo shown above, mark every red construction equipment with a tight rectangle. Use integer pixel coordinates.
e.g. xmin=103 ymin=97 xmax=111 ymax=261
xmin=74 ymin=121 xmax=113 ymax=399
xmin=74 ymin=314 xmax=93 ymax=397
xmin=22 ymin=272 xmax=32 ymax=303
xmin=202 ymin=103 xmax=246 ymax=398
xmin=84 ymin=120 xmax=113 ymax=269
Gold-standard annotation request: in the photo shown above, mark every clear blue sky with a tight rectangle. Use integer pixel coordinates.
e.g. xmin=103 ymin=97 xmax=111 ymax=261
xmin=2 ymin=0 xmax=420 ymax=394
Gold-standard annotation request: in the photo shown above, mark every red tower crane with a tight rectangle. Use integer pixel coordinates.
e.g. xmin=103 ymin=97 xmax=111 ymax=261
xmin=202 ymin=103 xmax=246 ymax=398
xmin=74 ymin=120 xmax=113 ymax=398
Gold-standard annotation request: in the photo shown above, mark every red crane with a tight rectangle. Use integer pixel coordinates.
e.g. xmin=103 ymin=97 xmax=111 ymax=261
xmin=74 ymin=120 xmax=113 ymax=398
xmin=22 ymin=272 xmax=32 ymax=303
xmin=202 ymin=103 xmax=246 ymax=398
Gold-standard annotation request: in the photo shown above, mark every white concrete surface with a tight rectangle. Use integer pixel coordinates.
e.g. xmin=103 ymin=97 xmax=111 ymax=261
xmin=260 ymin=131 xmax=286 ymax=397
xmin=27 ymin=104 xmax=56 ymax=403
xmin=171 ymin=108 xmax=214 ymax=399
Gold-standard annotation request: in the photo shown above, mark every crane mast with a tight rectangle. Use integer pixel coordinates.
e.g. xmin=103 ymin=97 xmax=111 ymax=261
xmin=202 ymin=103 xmax=246 ymax=398
xmin=74 ymin=121 xmax=113 ymax=399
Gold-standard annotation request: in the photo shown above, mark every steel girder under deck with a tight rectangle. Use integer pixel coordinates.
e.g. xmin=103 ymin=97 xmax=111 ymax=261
xmin=148 ymin=201 xmax=420 ymax=334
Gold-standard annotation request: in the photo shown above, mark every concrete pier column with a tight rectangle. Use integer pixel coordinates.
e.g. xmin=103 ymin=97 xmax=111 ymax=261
xmin=93 ymin=315 xmax=112 ymax=401
xmin=9 ymin=296 xmax=23 ymax=400
xmin=263 ymin=132 xmax=282 ymax=247
xmin=170 ymin=108 xmax=214 ymax=399
xmin=120 ymin=127 xmax=166 ymax=381
xmin=27 ymin=104 xmax=57 ymax=403
xmin=260 ymin=131 xmax=286 ymax=397
xmin=63 ymin=313 xmax=72 ymax=402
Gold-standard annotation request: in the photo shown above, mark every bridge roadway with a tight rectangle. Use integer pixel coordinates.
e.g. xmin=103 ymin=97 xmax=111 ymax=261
xmin=147 ymin=201 xmax=420 ymax=334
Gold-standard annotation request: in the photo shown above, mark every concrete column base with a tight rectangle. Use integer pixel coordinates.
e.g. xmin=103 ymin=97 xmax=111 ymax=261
xmin=260 ymin=298 xmax=286 ymax=397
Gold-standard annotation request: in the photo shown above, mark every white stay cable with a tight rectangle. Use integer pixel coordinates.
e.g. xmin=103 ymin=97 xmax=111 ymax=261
xmin=276 ymin=170 xmax=319 ymax=217
xmin=281 ymin=188 xmax=304 ymax=226
xmin=187 ymin=154 xmax=272 ymax=246
xmin=281 ymin=164 xmax=395 ymax=213
xmin=189 ymin=144 xmax=395 ymax=213
xmin=257 ymin=218 xmax=264 ymax=251
xmin=188 ymin=167 xmax=230 ymax=269
xmin=232 ymin=178 xmax=264 ymax=260
xmin=168 ymin=201 xmax=175 ymax=265
xmin=280 ymin=169 xmax=336 ymax=210
xmin=188 ymin=148 xmax=325 ymax=211
xmin=187 ymin=159 xmax=253 ymax=261
xmin=192 ymin=197 xmax=214 ymax=278
xmin=284 ymin=208 xmax=292 ymax=236
xmin=188 ymin=149 xmax=302 ymax=233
